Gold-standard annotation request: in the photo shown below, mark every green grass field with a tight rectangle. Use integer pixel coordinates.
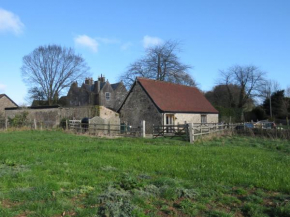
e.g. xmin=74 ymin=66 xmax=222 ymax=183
xmin=0 ymin=130 xmax=289 ymax=217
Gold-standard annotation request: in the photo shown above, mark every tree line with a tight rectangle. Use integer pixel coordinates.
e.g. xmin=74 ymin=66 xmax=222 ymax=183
xmin=21 ymin=42 xmax=289 ymax=125
xmin=205 ymin=72 xmax=290 ymax=124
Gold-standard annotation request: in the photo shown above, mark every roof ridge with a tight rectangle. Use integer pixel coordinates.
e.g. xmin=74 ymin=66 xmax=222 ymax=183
xmin=137 ymin=77 xmax=199 ymax=90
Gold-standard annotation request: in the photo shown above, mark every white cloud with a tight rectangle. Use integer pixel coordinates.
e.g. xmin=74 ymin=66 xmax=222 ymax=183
xmin=0 ymin=8 xmax=24 ymax=35
xmin=142 ymin=35 xmax=163 ymax=48
xmin=0 ymin=83 xmax=6 ymax=92
xmin=74 ymin=35 xmax=99 ymax=52
xmin=121 ymin=42 xmax=133 ymax=50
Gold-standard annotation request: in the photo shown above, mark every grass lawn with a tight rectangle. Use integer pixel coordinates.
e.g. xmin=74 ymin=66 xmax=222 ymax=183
xmin=0 ymin=130 xmax=289 ymax=216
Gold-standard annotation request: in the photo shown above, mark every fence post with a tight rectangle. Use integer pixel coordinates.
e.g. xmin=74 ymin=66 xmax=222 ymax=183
xmin=141 ymin=120 xmax=146 ymax=138
xmin=5 ymin=118 xmax=8 ymax=130
xmin=34 ymin=119 xmax=37 ymax=130
xmin=188 ymin=123 xmax=194 ymax=143
xmin=66 ymin=120 xmax=68 ymax=131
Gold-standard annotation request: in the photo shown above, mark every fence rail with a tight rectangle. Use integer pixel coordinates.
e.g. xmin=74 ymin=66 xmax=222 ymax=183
xmin=153 ymin=124 xmax=189 ymax=140
xmin=153 ymin=123 xmax=238 ymax=142
xmin=68 ymin=120 xmax=140 ymax=136
xmin=188 ymin=123 xmax=237 ymax=143
xmin=0 ymin=118 xmax=57 ymax=130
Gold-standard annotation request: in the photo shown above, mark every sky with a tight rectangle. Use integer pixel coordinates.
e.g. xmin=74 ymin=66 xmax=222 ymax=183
xmin=0 ymin=0 xmax=289 ymax=105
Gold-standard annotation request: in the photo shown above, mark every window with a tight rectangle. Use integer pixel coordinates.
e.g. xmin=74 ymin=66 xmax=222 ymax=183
xmin=105 ymin=92 xmax=110 ymax=100
xmin=201 ymin=115 xmax=207 ymax=123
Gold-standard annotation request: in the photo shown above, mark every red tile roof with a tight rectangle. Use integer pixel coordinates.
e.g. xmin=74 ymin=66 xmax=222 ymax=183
xmin=137 ymin=78 xmax=218 ymax=113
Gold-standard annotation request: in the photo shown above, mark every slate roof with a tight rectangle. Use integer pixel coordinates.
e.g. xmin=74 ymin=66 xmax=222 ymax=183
xmin=111 ymin=83 xmax=121 ymax=90
xmin=83 ymin=84 xmax=94 ymax=92
xmin=100 ymin=82 xmax=106 ymax=90
xmin=82 ymin=82 xmax=121 ymax=92
xmin=137 ymin=78 xmax=218 ymax=113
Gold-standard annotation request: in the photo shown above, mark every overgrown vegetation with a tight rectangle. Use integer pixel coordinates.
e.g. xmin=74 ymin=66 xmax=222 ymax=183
xmin=0 ymin=131 xmax=289 ymax=216
xmin=7 ymin=111 xmax=29 ymax=127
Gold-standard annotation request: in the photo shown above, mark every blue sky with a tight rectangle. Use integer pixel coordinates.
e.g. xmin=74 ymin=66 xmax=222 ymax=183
xmin=0 ymin=0 xmax=289 ymax=105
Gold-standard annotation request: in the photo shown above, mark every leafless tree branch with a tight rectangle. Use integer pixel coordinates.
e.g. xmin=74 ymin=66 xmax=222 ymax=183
xmin=21 ymin=45 xmax=90 ymax=105
xmin=120 ymin=40 xmax=196 ymax=88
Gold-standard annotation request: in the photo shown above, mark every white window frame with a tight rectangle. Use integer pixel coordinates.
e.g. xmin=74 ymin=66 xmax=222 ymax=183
xmin=105 ymin=92 xmax=111 ymax=100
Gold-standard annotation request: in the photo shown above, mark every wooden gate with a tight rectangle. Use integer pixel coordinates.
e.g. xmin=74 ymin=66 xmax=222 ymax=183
xmin=152 ymin=124 xmax=189 ymax=141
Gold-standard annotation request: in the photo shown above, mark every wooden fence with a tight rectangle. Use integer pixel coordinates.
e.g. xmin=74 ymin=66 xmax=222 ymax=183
xmin=153 ymin=123 xmax=237 ymax=143
xmin=153 ymin=124 xmax=189 ymax=140
xmin=188 ymin=123 xmax=235 ymax=143
xmin=157 ymin=123 xmax=289 ymax=143
xmin=0 ymin=118 xmax=56 ymax=130
xmin=68 ymin=120 xmax=140 ymax=136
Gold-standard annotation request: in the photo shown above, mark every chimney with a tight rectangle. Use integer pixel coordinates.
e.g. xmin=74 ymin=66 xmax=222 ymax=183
xmin=94 ymin=80 xmax=100 ymax=93
xmin=72 ymin=81 xmax=78 ymax=87
xmin=85 ymin=77 xmax=90 ymax=85
xmin=85 ymin=77 xmax=94 ymax=85
xmin=98 ymin=74 xmax=105 ymax=83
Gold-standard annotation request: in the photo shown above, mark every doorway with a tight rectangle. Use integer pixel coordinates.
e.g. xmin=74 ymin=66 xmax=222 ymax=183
xmin=166 ymin=114 xmax=174 ymax=133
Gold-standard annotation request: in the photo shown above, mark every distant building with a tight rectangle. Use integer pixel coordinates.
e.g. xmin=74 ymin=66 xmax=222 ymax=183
xmin=118 ymin=78 xmax=219 ymax=133
xmin=0 ymin=94 xmax=18 ymax=116
xmin=59 ymin=75 xmax=127 ymax=111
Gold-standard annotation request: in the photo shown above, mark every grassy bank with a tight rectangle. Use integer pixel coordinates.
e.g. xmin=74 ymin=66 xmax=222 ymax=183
xmin=0 ymin=130 xmax=289 ymax=216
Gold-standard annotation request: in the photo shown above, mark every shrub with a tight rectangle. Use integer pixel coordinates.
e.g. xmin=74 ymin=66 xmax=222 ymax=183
xmin=8 ymin=111 xmax=29 ymax=127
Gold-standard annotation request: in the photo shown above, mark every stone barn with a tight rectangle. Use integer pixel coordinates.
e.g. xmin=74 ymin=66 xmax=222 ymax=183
xmin=0 ymin=94 xmax=18 ymax=117
xmin=118 ymin=78 xmax=219 ymax=133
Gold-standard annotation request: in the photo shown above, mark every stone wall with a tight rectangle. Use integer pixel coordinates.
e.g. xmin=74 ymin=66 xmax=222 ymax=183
xmin=99 ymin=83 xmax=115 ymax=110
xmin=89 ymin=115 xmax=120 ymax=135
xmin=0 ymin=96 xmax=17 ymax=117
xmin=169 ymin=113 xmax=219 ymax=125
xmin=119 ymin=82 xmax=162 ymax=133
xmin=99 ymin=106 xmax=120 ymax=123
xmin=114 ymin=84 xmax=128 ymax=110
xmin=5 ymin=106 xmax=119 ymax=128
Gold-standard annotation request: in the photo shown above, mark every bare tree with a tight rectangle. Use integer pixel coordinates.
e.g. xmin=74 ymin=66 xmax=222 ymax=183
xmin=120 ymin=40 xmax=196 ymax=88
xmin=220 ymin=65 xmax=267 ymax=120
xmin=259 ymin=80 xmax=280 ymax=100
xmin=285 ymin=86 xmax=290 ymax=98
xmin=28 ymin=87 xmax=45 ymax=101
xmin=21 ymin=45 xmax=90 ymax=105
